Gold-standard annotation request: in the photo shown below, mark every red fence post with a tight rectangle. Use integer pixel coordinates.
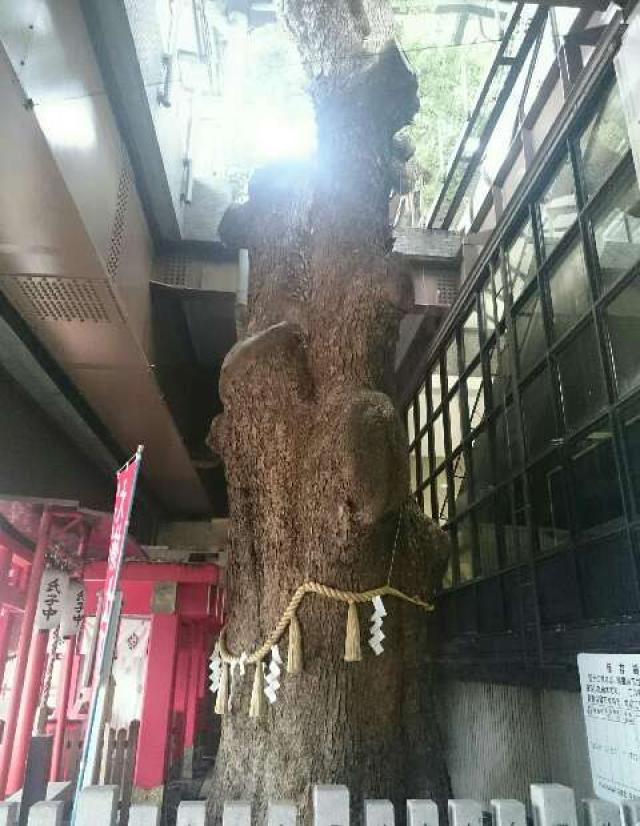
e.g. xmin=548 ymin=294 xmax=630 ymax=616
xmin=6 ymin=628 xmax=49 ymax=794
xmin=0 ymin=610 xmax=13 ymax=696
xmin=50 ymin=635 xmax=75 ymax=781
xmin=133 ymin=613 xmax=179 ymax=791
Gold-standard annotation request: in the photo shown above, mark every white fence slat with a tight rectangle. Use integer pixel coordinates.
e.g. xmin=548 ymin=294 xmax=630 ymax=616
xmin=584 ymin=799 xmax=622 ymax=826
xmin=491 ymin=799 xmax=526 ymax=826
xmin=177 ymin=802 xmax=207 ymax=826
xmin=448 ymin=800 xmax=484 ymax=826
xmin=531 ymin=785 xmax=578 ymax=826
xmin=128 ymin=805 xmax=161 ymax=826
xmin=407 ymin=800 xmax=438 ymax=826
xmin=26 ymin=802 xmax=63 ymax=826
xmin=621 ymin=801 xmax=640 ymax=826
xmin=76 ymin=786 xmax=119 ymax=826
xmin=313 ymin=785 xmax=349 ymax=826
xmin=98 ymin=781 xmax=640 ymax=826
xmin=268 ymin=801 xmax=297 ymax=826
xmin=222 ymin=802 xmax=251 ymax=826
xmin=0 ymin=803 xmax=18 ymax=826
xmin=364 ymin=800 xmax=394 ymax=826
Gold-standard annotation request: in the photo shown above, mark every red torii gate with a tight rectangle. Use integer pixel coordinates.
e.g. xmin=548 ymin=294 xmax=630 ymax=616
xmin=0 ymin=503 xmax=83 ymax=798
xmin=0 ymin=500 xmax=223 ymax=801
xmin=82 ymin=560 xmax=223 ymax=793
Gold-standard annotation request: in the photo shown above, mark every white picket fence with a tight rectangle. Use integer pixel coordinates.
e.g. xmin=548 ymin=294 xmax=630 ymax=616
xmin=1 ymin=783 xmax=639 ymax=826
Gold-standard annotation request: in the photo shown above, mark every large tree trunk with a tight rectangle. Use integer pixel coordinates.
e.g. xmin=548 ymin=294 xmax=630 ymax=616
xmin=206 ymin=1 xmax=450 ymax=821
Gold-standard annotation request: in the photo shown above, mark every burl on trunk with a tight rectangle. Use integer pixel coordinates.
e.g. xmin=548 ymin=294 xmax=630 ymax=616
xmin=206 ymin=0 xmax=450 ymax=821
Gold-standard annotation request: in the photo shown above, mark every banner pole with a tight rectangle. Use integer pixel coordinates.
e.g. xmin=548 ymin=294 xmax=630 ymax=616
xmin=70 ymin=446 xmax=143 ymax=823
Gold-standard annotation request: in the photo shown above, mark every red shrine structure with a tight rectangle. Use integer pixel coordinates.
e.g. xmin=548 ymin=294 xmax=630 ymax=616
xmin=0 ymin=498 xmax=224 ymax=807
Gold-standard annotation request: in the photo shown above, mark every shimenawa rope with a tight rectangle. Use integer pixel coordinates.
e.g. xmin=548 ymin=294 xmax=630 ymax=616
xmin=218 ymin=580 xmax=434 ymax=667
xmin=214 ymin=505 xmax=435 ymax=718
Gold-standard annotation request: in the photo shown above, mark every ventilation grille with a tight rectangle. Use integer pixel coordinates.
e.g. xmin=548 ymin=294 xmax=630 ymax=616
xmin=157 ymin=255 xmax=188 ymax=287
xmin=106 ymin=155 xmax=133 ymax=280
xmin=436 ymin=273 xmax=459 ymax=306
xmin=155 ymin=255 xmax=206 ymax=289
xmin=14 ymin=277 xmax=112 ymax=323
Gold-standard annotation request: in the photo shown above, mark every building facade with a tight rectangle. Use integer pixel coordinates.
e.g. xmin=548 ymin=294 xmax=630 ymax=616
xmin=398 ymin=2 xmax=640 ymax=802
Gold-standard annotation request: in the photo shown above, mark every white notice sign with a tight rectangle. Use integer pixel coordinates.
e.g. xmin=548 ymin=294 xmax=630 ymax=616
xmin=35 ymin=569 xmax=70 ymax=630
xmin=578 ymin=653 xmax=640 ymax=802
xmin=60 ymin=581 xmax=85 ymax=637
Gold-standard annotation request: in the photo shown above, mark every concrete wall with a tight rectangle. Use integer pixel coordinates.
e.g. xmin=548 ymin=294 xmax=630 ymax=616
xmin=437 ymin=679 xmax=594 ymax=806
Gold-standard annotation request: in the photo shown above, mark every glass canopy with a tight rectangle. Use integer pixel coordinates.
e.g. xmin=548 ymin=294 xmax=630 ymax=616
xmin=161 ymin=0 xmax=575 ymax=214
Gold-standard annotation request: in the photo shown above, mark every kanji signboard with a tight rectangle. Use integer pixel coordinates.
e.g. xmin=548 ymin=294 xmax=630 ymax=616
xmin=60 ymin=581 xmax=85 ymax=638
xmin=35 ymin=569 xmax=69 ymax=630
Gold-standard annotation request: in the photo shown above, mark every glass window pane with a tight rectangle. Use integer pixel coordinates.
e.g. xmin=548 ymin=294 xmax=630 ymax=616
xmin=494 ymin=264 xmax=506 ymax=322
xmin=547 ymin=238 xmax=591 ymax=339
xmin=521 ymin=368 xmax=558 ymax=459
xmin=441 ymin=557 xmax=453 ymax=590
xmin=570 ymin=419 xmax=623 ymax=534
xmin=476 ymin=497 xmax=499 ymax=575
xmin=539 ymin=156 xmax=578 ymax=257
xmin=478 ymin=578 xmax=505 ymax=633
xmin=431 ymin=362 xmax=443 ymax=411
xmin=470 ymin=425 xmax=492 ymax=499
xmin=488 ymin=334 xmax=512 ymax=403
xmin=435 ymin=467 xmax=450 ymax=524
xmin=497 ymin=479 xmax=527 ymax=566
xmin=537 ymin=553 xmax=580 ymax=624
xmin=445 ymin=337 xmax=459 ymax=392
xmin=506 ymin=403 xmax=523 ymax=472
xmin=557 ymin=322 xmax=607 ymax=431
xmin=593 ymin=171 xmax=640 ymax=291
xmin=579 ymin=83 xmax=630 ymax=199
xmin=507 ymin=218 xmax=537 ymax=303
xmin=452 ymin=451 xmax=469 ymax=514
xmin=495 ymin=401 xmax=524 ymax=477
xmin=605 ymin=272 xmax=640 ymax=397
xmin=494 ymin=410 xmax=508 ymax=478
xmin=419 ymin=437 xmax=430 ymax=486
xmin=465 ymin=374 xmax=485 ymax=431
xmin=515 ymin=288 xmax=546 ymax=376
xmin=449 ymin=389 xmax=463 ymax=453
xmin=528 ymin=452 xmax=571 ymax=552
xmin=439 ymin=589 xmax=455 ymax=634
xmin=621 ymin=394 xmax=640 ymax=514
xmin=407 ymin=404 xmax=415 ymax=444
xmin=462 ymin=308 xmax=481 ymax=368
xmin=409 ymin=449 xmax=418 ymax=492
xmin=481 ymin=276 xmax=496 ymax=338
xmin=457 ymin=515 xmax=474 ymax=583
xmin=422 ymin=484 xmax=433 ymax=520
xmin=503 ymin=568 xmax=525 ymax=630
xmin=433 ymin=412 xmax=446 ymax=468
xmin=577 ymin=534 xmax=636 ymax=619
xmin=417 ymin=384 xmax=428 ymax=432
xmin=455 ymin=587 xmax=477 ymax=631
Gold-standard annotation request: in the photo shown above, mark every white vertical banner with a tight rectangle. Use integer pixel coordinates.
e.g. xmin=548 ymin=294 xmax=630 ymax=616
xmin=60 ymin=581 xmax=85 ymax=638
xmin=35 ymin=569 xmax=70 ymax=630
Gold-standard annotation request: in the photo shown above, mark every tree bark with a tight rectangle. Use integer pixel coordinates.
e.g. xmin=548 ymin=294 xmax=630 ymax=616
xmin=206 ymin=1 xmax=450 ymax=821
